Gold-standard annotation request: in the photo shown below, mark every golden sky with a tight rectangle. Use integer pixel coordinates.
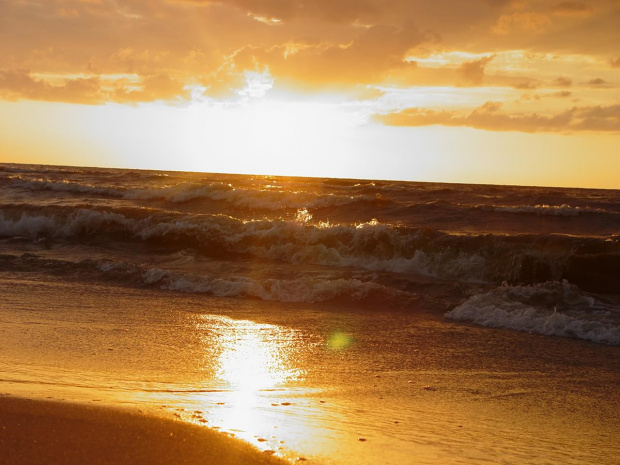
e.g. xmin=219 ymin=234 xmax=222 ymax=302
xmin=1 ymin=0 xmax=619 ymax=187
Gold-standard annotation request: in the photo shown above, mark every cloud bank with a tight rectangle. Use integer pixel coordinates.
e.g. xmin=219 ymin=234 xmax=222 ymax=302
xmin=375 ymin=102 xmax=620 ymax=133
xmin=0 ymin=0 xmax=618 ymax=133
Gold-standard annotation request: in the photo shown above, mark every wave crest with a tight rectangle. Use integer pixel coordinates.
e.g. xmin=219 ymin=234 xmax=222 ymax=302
xmin=445 ymin=281 xmax=620 ymax=345
xmin=480 ymin=204 xmax=615 ymax=217
xmin=7 ymin=175 xmax=388 ymax=211
xmin=0 ymin=253 xmax=411 ymax=304
xmin=1 ymin=205 xmax=618 ymax=292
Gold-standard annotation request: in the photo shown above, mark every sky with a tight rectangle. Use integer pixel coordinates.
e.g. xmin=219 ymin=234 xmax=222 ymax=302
xmin=0 ymin=0 xmax=619 ymax=188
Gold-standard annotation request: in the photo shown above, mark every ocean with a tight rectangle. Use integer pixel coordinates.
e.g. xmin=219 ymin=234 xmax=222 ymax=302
xmin=1 ymin=163 xmax=619 ymax=464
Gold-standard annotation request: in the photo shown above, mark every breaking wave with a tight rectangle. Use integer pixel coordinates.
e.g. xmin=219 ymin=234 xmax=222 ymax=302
xmin=140 ymin=267 xmax=409 ymax=303
xmin=1 ymin=204 xmax=618 ymax=292
xmin=0 ymin=253 xmax=410 ymax=304
xmin=445 ymin=281 xmax=620 ymax=345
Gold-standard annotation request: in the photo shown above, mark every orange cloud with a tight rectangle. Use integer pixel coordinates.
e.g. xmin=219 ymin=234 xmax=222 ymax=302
xmin=0 ymin=0 xmax=619 ymax=104
xmin=109 ymin=48 xmax=171 ymax=74
xmin=227 ymin=20 xmax=434 ymax=90
xmin=206 ymin=0 xmax=383 ymax=23
xmin=374 ymin=102 xmax=620 ymax=133
xmin=491 ymin=12 xmax=551 ymax=35
xmin=586 ymin=78 xmax=609 ymax=87
xmin=457 ymin=55 xmax=495 ymax=85
xmin=512 ymin=80 xmax=539 ymax=90
xmin=552 ymin=76 xmax=572 ymax=87
xmin=0 ymin=69 xmax=105 ymax=104
xmin=111 ymin=74 xmax=191 ymax=103
xmin=552 ymin=1 xmax=593 ymax=16
xmin=0 ymin=69 xmax=191 ymax=104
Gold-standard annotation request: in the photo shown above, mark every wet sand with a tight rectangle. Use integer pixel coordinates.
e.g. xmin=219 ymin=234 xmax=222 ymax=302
xmin=0 ymin=396 xmax=286 ymax=465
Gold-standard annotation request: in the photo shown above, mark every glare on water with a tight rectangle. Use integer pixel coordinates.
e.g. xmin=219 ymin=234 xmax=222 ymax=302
xmin=205 ymin=315 xmax=301 ymax=390
xmin=181 ymin=314 xmax=335 ymax=459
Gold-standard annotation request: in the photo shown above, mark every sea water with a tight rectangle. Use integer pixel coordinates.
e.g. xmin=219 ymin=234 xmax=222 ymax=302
xmin=0 ymin=163 xmax=619 ymax=464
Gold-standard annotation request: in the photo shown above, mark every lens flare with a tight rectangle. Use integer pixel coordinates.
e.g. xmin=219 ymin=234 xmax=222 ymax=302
xmin=328 ymin=331 xmax=353 ymax=350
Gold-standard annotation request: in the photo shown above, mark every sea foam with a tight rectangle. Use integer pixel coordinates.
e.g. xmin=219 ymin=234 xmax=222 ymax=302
xmin=445 ymin=281 xmax=620 ymax=345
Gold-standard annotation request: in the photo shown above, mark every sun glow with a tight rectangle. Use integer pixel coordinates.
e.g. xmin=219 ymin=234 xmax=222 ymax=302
xmin=179 ymin=97 xmax=362 ymax=177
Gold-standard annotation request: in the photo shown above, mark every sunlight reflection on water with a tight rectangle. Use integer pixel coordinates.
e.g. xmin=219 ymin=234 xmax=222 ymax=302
xmin=203 ymin=315 xmax=305 ymax=390
xmin=180 ymin=314 xmax=334 ymax=459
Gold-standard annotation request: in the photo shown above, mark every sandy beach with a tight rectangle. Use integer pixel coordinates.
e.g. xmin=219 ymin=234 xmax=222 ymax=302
xmin=0 ymin=396 xmax=287 ymax=465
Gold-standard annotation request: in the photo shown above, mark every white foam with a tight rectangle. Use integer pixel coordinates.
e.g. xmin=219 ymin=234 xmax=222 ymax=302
xmin=235 ymin=220 xmax=489 ymax=281
xmin=0 ymin=209 xmax=145 ymax=241
xmin=446 ymin=281 xmax=620 ymax=345
xmin=0 ymin=212 xmax=57 ymax=237
xmin=142 ymin=267 xmax=409 ymax=303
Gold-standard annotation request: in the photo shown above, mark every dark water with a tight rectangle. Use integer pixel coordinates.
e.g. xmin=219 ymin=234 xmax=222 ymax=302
xmin=1 ymin=162 xmax=619 ymax=344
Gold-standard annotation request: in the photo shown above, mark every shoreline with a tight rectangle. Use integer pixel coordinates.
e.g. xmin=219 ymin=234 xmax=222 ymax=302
xmin=0 ymin=396 xmax=288 ymax=465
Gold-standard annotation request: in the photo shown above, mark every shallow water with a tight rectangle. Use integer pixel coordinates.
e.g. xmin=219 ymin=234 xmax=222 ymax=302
xmin=1 ymin=272 xmax=618 ymax=464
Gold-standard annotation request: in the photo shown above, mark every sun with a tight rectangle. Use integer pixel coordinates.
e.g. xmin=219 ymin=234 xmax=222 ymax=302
xmin=178 ymin=92 xmax=361 ymax=177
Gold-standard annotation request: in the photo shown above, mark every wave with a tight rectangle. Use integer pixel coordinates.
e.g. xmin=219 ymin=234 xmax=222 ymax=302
xmin=0 ymin=164 xmax=103 ymax=176
xmin=6 ymin=176 xmax=388 ymax=211
xmin=477 ymin=203 xmax=618 ymax=217
xmin=6 ymin=175 xmax=126 ymax=196
xmin=8 ymin=175 xmax=617 ymax=221
xmin=1 ymin=205 xmax=618 ymax=292
xmin=0 ymin=253 xmax=410 ymax=304
xmin=133 ymin=181 xmax=390 ymax=210
xmin=141 ymin=267 xmax=410 ymax=303
xmin=402 ymin=199 xmax=618 ymax=218
xmin=445 ymin=281 xmax=620 ymax=345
